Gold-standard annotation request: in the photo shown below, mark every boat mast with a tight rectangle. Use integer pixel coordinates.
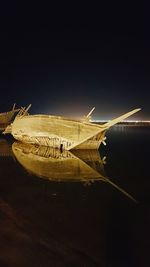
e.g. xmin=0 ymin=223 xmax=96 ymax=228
xmin=86 ymin=107 xmax=95 ymax=119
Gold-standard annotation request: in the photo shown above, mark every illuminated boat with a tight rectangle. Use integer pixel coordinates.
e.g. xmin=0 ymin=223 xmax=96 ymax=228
xmin=0 ymin=104 xmax=20 ymax=131
xmin=4 ymin=106 xmax=141 ymax=150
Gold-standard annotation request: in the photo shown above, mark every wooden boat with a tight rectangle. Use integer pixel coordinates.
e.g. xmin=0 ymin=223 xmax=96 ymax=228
xmin=4 ymin=106 xmax=141 ymax=150
xmin=0 ymin=104 xmax=20 ymax=131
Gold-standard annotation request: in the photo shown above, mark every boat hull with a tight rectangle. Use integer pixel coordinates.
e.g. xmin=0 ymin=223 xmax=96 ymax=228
xmin=10 ymin=115 xmax=105 ymax=150
xmin=0 ymin=106 xmax=20 ymax=130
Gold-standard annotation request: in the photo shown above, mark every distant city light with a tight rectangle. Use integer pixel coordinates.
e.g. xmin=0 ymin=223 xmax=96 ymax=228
xmin=91 ymin=120 xmax=150 ymax=123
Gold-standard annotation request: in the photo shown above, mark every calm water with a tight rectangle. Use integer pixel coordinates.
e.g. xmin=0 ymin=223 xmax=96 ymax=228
xmin=0 ymin=127 xmax=149 ymax=267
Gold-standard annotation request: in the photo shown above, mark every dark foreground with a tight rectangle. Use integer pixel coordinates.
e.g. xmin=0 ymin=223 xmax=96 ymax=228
xmin=0 ymin=127 xmax=149 ymax=267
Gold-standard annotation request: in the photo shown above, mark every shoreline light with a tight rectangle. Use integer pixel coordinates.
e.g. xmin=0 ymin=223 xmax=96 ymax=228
xmin=91 ymin=120 xmax=150 ymax=123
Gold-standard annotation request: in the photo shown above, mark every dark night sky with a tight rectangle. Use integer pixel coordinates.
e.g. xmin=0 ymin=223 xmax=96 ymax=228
xmin=0 ymin=3 xmax=150 ymax=120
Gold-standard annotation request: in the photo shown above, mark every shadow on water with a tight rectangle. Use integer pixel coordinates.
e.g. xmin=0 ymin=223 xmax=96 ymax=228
xmin=0 ymin=127 xmax=149 ymax=266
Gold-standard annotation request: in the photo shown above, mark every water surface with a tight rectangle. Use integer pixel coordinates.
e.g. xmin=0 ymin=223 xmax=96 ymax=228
xmin=0 ymin=127 xmax=149 ymax=267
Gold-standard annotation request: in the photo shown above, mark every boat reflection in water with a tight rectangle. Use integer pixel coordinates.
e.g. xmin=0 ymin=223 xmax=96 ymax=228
xmin=12 ymin=142 xmax=105 ymax=183
xmin=12 ymin=141 xmax=136 ymax=202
